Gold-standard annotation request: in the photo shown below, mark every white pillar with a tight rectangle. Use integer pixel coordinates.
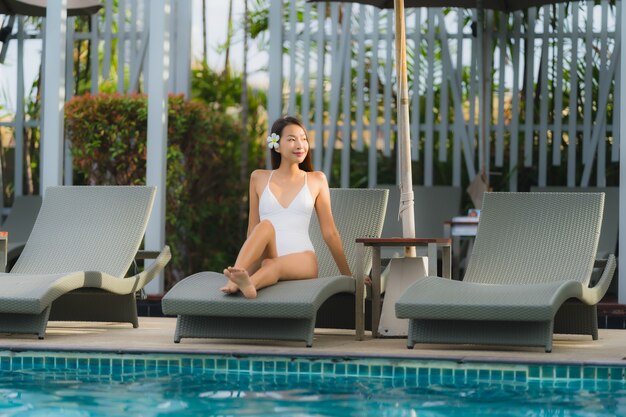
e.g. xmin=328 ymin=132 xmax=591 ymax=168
xmin=171 ymin=0 xmax=192 ymax=97
xmin=267 ymin=0 xmax=282 ymax=167
xmin=41 ymin=0 xmax=67 ymax=194
xmin=619 ymin=1 xmax=626 ymax=304
xmin=144 ymin=0 xmax=170 ymax=295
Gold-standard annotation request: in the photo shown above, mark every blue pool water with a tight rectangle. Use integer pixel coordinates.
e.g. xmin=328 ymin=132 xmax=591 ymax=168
xmin=0 ymin=352 xmax=624 ymax=416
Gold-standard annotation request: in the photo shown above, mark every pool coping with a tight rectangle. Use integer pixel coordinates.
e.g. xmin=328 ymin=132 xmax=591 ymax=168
xmin=1 ymin=318 xmax=625 ymax=372
xmin=1 ymin=344 xmax=625 ymax=369
xmin=1 ymin=348 xmax=626 ymax=383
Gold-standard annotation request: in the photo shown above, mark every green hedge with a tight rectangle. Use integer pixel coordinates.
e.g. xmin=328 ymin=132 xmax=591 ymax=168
xmin=65 ymin=93 xmax=256 ymax=289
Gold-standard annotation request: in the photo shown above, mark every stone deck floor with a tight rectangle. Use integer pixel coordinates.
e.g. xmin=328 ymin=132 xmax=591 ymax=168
xmin=0 ymin=317 xmax=625 ymax=366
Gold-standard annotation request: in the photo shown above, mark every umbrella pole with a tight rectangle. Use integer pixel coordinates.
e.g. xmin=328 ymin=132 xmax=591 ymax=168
xmin=394 ymin=0 xmax=416 ymax=257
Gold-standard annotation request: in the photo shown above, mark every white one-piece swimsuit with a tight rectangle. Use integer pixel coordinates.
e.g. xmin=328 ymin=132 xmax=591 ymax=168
xmin=259 ymin=171 xmax=315 ymax=257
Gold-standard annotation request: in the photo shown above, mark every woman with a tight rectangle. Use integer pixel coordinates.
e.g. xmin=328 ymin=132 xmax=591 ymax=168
xmin=221 ymin=116 xmax=351 ymax=298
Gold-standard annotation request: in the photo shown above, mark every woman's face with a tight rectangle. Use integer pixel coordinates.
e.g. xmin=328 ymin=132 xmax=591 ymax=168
xmin=277 ymin=124 xmax=309 ymax=165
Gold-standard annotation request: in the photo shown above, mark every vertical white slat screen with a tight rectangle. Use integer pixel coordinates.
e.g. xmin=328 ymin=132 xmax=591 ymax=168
xmin=321 ymin=3 xmax=341 ymax=175
xmin=287 ymin=0 xmax=297 ymax=116
xmin=523 ymin=9 xmax=536 ymax=168
xmin=51 ymin=0 xmax=622 ymax=195
xmin=438 ymin=11 xmax=449 ymax=164
xmin=340 ymin=6 xmax=353 ymax=188
xmin=10 ymin=0 xmax=618 ymax=204
xmin=410 ymin=8 xmax=422 ymax=163
xmin=423 ymin=9 xmax=435 ymax=185
xmin=452 ymin=9 xmax=463 ymax=185
xmin=582 ymin=2 xmax=594 ymax=159
xmin=64 ymin=17 xmax=75 ymax=186
xmin=102 ymin=0 xmax=113 ymax=80
xmin=495 ymin=12 xmax=506 ymax=168
xmin=468 ymin=9 xmax=477 ymax=164
xmin=117 ymin=0 xmax=126 ymax=93
xmin=368 ymin=8 xmax=380 ymax=187
xmin=129 ymin=0 xmax=137 ymax=87
xmin=382 ymin=11 xmax=393 ymax=159
xmin=552 ymin=4 xmax=565 ymax=167
xmin=437 ymin=10 xmax=475 ymax=183
xmin=509 ymin=12 xmax=522 ymax=191
xmin=313 ymin=3 xmax=325 ymax=171
xmin=323 ymin=5 xmax=351 ymax=177
xmin=580 ymin=31 xmax=620 ymax=186
xmin=538 ymin=8 xmax=549 ymax=186
xmin=90 ymin=14 xmax=99 ymax=94
xmin=567 ymin=4 xmax=580 ymax=187
xmin=302 ymin=4 xmax=311 ymax=128
xmin=597 ymin=0 xmax=609 ymax=186
xmin=483 ymin=10 xmax=493 ymax=177
xmin=355 ymin=4 xmax=366 ymax=152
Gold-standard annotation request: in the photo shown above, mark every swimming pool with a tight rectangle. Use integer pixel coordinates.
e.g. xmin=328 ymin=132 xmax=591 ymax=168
xmin=0 ymin=351 xmax=624 ymax=416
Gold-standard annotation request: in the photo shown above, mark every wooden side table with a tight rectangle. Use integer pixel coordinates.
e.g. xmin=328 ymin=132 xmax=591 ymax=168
xmin=443 ymin=218 xmax=479 ymax=280
xmin=355 ymin=237 xmax=452 ymax=338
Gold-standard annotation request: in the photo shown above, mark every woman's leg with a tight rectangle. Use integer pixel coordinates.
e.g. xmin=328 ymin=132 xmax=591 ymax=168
xmin=221 ymin=220 xmax=278 ymax=295
xmin=227 ymin=251 xmax=318 ymax=299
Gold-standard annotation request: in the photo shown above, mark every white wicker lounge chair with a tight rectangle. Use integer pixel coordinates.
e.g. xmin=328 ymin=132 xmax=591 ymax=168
xmin=0 ymin=186 xmax=171 ymax=339
xmin=162 ymin=188 xmax=388 ymax=347
xmin=2 ymin=195 xmax=42 ymax=268
xmin=395 ymin=192 xmax=616 ymax=352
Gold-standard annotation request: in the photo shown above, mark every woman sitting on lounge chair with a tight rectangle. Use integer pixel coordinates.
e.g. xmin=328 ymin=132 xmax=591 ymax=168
xmin=221 ymin=116 xmax=352 ymax=299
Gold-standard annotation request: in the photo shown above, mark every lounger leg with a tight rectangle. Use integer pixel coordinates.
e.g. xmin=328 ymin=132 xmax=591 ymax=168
xmin=406 ymin=320 xmax=416 ymax=349
xmin=0 ymin=307 xmax=51 ymax=339
xmin=174 ymin=316 xmax=182 ymax=343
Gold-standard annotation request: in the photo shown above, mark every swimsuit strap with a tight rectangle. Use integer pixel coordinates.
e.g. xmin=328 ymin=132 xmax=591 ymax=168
xmin=266 ymin=170 xmax=275 ymax=188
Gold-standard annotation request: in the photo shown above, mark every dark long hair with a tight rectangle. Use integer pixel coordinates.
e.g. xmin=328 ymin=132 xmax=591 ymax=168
xmin=269 ymin=116 xmax=313 ymax=172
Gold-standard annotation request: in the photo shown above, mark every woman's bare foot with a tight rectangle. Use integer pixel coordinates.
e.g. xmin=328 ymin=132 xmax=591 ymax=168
xmin=226 ymin=266 xmax=257 ymax=299
xmin=220 ymin=269 xmax=239 ymax=294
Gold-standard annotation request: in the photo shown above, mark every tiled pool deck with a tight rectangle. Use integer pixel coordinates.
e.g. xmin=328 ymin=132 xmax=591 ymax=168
xmin=0 ymin=317 xmax=624 ymax=368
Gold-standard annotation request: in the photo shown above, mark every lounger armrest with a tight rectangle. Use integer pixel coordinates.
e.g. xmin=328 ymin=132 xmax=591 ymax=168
xmin=581 ymin=254 xmax=616 ymax=305
xmin=135 ymin=250 xmax=164 ymax=260
xmin=128 ymin=245 xmax=172 ymax=289
xmin=0 ymin=231 xmax=6 ymax=272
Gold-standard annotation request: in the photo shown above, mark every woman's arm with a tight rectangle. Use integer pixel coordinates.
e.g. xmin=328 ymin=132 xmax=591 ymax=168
xmin=312 ymin=172 xmax=352 ymax=276
xmin=246 ymin=170 xmax=263 ymax=237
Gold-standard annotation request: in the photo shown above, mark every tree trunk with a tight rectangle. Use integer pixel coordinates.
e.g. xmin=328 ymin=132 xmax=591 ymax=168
xmin=223 ymin=0 xmax=234 ymax=77
xmin=202 ymin=0 xmax=207 ymax=63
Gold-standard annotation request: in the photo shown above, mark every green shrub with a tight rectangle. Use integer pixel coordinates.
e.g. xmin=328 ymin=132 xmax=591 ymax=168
xmin=65 ymin=92 xmax=258 ymax=289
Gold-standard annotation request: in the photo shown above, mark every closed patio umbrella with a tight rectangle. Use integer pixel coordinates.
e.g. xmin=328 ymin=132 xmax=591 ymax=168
xmin=0 ymin=0 xmax=102 ymax=16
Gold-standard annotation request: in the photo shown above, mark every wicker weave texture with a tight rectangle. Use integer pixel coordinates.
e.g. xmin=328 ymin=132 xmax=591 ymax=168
xmin=162 ymin=271 xmax=354 ymax=318
xmin=310 ymin=188 xmax=388 ymax=278
xmin=530 ymin=186 xmax=618 ymax=259
xmin=3 ymin=196 xmax=42 ymax=263
xmin=395 ymin=277 xmax=581 ymax=321
xmin=11 ymin=186 xmax=155 ymax=278
xmin=465 ymin=192 xmax=602 ymax=286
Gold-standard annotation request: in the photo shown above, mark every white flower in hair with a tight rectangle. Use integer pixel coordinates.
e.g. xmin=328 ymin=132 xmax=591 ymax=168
xmin=267 ymin=133 xmax=280 ymax=149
